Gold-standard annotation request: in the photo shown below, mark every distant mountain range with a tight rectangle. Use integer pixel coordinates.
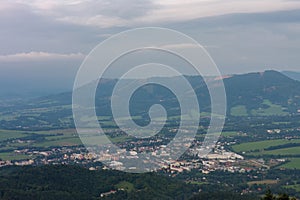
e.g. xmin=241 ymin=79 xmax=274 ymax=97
xmin=40 ymin=70 xmax=300 ymax=114
xmin=224 ymin=70 xmax=300 ymax=114
xmin=1 ymin=70 xmax=300 ymax=129
xmin=282 ymin=71 xmax=300 ymax=81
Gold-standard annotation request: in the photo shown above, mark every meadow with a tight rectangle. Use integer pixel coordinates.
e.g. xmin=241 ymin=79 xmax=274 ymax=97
xmin=0 ymin=128 xmax=131 ymax=161
xmin=232 ymin=139 xmax=300 ymax=153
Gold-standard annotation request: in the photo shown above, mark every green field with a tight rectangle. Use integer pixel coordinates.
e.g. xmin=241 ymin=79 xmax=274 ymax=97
xmin=232 ymin=139 xmax=300 ymax=169
xmin=0 ymin=128 xmax=132 ymax=161
xmin=0 ymin=129 xmax=29 ymax=141
xmin=284 ymin=184 xmax=300 ymax=192
xmin=35 ymin=137 xmax=82 ymax=147
xmin=230 ymin=101 xmax=289 ymax=117
xmin=231 ymin=105 xmax=248 ymax=116
xmin=221 ymin=131 xmax=239 ymax=137
xmin=250 ymin=100 xmax=288 ymax=116
xmin=250 ymin=147 xmax=300 ymax=156
xmin=279 ymin=158 xmax=300 ymax=169
xmin=232 ymin=139 xmax=300 ymax=153
xmin=188 ymin=181 xmax=208 ymax=185
xmin=221 ymin=131 xmax=248 ymax=137
xmin=116 ymin=181 xmax=134 ymax=192
xmin=0 ymin=152 xmax=35 ymax=161
xmin=247 ymin=179 xmax=278 ymax=186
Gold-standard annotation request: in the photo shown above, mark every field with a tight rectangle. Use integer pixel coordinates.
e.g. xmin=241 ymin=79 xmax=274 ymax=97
xmin=230 ymin=100 xmax=289 ymax=117
xmin=250 ymin=100 xmax=288 ymax=116
xmin=284 ymin=184 xmax=300 ymax=192
xmin=232 ymin=139 xmax=300 ymax=153
xmin=0 ymin=152 xmax=35 ymax=160
xmin=35 ymin=137 xmax=82 ymax=147
xmin=221 ymin=131 xmax=247 ymax=137
xmin=188 ymin=181 xmax=208 ymax=185
xmin=0 ymin=128 xmax=131 ymax=161
xmin=232 ymin=139 xmax=300 ymax=169
xmin=247 ymin=179 xmax=278 ymax=186
xmin=116 ymin=181 xmax=135 ymax=192
xmin=0 ymin=130 xmax=30 ymax=141
xmin=279 ymin=158 xmax=300 ymax=169
xmin=230 ymin=105 xmax=248 ymax=116
xmin=250 ymin=147 xmax=300 ymax=156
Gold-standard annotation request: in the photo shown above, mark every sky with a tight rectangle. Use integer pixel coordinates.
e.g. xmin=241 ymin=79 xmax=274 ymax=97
xmin=1 ymin=0 xmax=300 ymax=95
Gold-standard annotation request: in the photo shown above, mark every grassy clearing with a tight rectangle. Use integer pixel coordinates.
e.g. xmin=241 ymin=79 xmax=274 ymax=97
xmin=0 ymin=152 xmax=34 ymax=161
xmin=35 ymin=129 xmax=81 ymax=147
xmin=284 ymin=184 xmax=300 ymax=192
xmin=116 ymin=181 xmax=134 ymax=192
xmin=97 ymin=116 xmax=112 ymax=120
xmin=251 ymin=100 xmax=288 ymax=116
xmin=110 ymin=135 xmax=132 ymax=143
xmin=35 ymin=137 xmax=82 ymax=147
xmin=230 ymin=101 xmax=289 ymax=117
xmin=272 ymin=122 xmax=291 ymax=125
xmin=0 ymin=129 xmax=29 ymax=141
xmin=221 ymin=131 xmax=243 ymax=137
xmin=188 ymin=181 xmax=208 ymax=185
xmin=247 ymin=180 xmax=278 ymax=186
xmin=231 ymin=105 xmax=248 ymax=116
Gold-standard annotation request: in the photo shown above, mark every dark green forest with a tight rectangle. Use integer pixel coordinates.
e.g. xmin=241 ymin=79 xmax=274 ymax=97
xmin=0 ymin=165 xmax=262 ymax=200
xmin=0 ymin=165 xmax=295 ymax=200
xmin=0 ymin=165 xmax=197 ymax=200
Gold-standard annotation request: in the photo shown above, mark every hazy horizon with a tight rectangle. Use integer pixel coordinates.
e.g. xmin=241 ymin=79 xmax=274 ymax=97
xmin=1 ymin=1 xmax=300 ymax=97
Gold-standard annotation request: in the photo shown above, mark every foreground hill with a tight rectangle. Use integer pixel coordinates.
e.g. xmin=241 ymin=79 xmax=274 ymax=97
xmin=0 ymin=165 xmax=257 ymax=200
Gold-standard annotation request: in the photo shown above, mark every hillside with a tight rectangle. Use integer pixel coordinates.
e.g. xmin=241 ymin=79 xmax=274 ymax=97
xmin=224 ymin=70 xmax=300 ymax=115
xmin=0 ymin=165 xmax=257 ymax=200
xmin=0 ymin=165 xmax=197 ymax=200
xmin=0 ymin=70 xmax=300 ymax=130
xmin=282 ymin=71 xmax=300 ymax=82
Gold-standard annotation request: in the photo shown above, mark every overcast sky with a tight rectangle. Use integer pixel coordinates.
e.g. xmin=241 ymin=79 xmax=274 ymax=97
xmin=1 ymin=0 xmax=300 ymax=94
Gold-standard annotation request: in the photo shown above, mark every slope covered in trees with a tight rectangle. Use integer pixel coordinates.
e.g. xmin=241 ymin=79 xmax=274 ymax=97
xmin=0 ymin=165 xmax=198 ymax=200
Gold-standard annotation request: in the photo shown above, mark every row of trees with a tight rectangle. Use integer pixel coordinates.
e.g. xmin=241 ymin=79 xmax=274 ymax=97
xmin=262 ymin=189 xmax=296 ymax=200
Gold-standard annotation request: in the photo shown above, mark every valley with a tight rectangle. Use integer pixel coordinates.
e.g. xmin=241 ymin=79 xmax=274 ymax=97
xmin=0 ymin=70 xmax=300 ymax=199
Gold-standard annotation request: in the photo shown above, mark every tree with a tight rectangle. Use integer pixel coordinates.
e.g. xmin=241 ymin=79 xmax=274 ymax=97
xmin=262 ymin=189 xmax=296 ymax=200
xmin=277 ymin=193 xmax=290 ymax=200
xmin=261 ymin=189 xmax=276 ymax=200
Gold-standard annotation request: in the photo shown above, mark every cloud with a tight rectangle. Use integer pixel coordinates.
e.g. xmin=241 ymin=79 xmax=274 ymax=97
xmin=9 ymin=0 xmax=300 ymax=28
xmin=159 ymin=43 xmax=220 ymax=50
xmin=1 ymin=0 xmax=300 ymax=75
xmin=159 ymin=43 xmax=199 ymax=50
xmin=12 ymin=0 xmax=156 ymax=28
xmin=58 ymin=15 xmax=127 ymax=28
xmin=149 ymin=0 xmax=300 ymax=23
xmin=0 ymin=52 xmax=85 ymax=62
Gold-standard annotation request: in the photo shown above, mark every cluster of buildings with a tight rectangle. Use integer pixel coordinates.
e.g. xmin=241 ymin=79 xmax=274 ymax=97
xmin=0 ymin=130 xmax=276 ymax=175
xmin=0 ymin=140 xmax=259 ymax=175
xmin=0 ymin=146 xmax=95 ymax=167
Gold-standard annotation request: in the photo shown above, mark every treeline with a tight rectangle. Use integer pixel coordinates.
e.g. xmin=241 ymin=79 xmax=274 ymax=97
xmin=0 ymin=165 xmax=197 ymax=200
xmin=0 ymin=165 xmax=296 ymax=200
xmin=261 ymin=189 xmax=296 ymax=200
xmin=265 ymin=143 xmax=300 ymax=151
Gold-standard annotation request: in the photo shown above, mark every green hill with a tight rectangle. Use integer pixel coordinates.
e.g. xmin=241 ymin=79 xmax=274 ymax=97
xmin=1 ymin=70 xmax=300 ymax=130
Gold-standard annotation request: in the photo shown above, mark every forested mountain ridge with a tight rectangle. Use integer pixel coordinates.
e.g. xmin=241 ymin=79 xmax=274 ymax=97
xmin=1 ymin=70 xmax=300 ymax=130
